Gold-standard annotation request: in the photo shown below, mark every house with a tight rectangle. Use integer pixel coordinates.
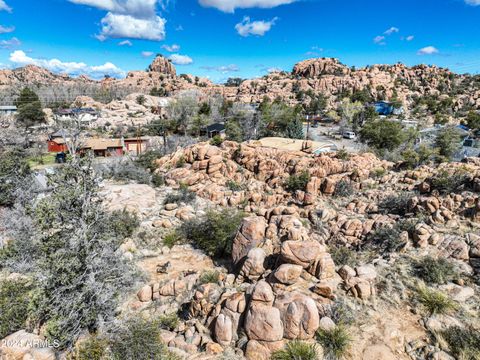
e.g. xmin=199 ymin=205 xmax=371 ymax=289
xmin=0 ymin=106 xmax=17 ymax=116
xmin=124 ymin=137 xmax=150 ymax=155
xmin=54 ymin=108 xmax=100 ymax=124
xmin=80 ymin=138 xmax=124 ymax=157
xmin=374 ymin=101 xmax=404 ymax=116
xmin=202 ymin=123 xmax=226 ymax=138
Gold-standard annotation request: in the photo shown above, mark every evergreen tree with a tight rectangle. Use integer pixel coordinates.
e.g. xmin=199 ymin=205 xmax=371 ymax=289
xmin=15 ymin=88 xmax=46 ymax=129
xmin=285 ymin=118 xmax=304 ymax=139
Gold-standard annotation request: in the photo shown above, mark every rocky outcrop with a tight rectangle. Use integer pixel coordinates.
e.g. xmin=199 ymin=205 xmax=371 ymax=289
xmin=148 ymin=55 xmax=177 ymax=77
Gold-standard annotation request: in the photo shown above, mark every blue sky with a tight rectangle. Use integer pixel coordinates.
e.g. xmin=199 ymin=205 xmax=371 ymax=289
xmin=0 ymin=0 xmax=479 ymax=82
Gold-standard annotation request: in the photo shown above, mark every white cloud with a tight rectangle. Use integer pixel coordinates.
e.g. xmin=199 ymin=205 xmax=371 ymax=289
xmin=118 ymin=39 xmax=132 ymax=46
xmin=417 ymin=46 xmax=439 ymax=55
xmin=201 ymin=64 xmax=239 ymax=73
xmin=70 ymin=0 xmax=167 ymax=41
xmin=0 ymin=37 xmax=20 ymax=49
xmin=169 ymin=54 xmax=193 ymax=65
xmin=97 ymin=13 xmax=166 ymax=41
xmin=0 ymin=25 xmax=14 ymax=34
xmin=9 ymin=50 xmax=125 ymax=78
xmin=162 ymin=44 xmax=180 ymax=52
xmin=384 ymin=27 xmax=399 ymax=35
xmin=465 ymin=0 xmax=480 ymax=5
xmin=406 ymin=35 xmax=414 ymax=41
xmin=235 ymin=16 xmax=277 ymax=37
xmin=69 ymin=0 xmax=158 ymax=18
xmin=373 ymin=35 xmax=386 ymax=45
xmin=0 ymin=0 xmax=12 ymax=12
xmin=199 ymin=0 xmax=295 ymax=13
xmin=141 ymin=51 xmax=154 ymax=57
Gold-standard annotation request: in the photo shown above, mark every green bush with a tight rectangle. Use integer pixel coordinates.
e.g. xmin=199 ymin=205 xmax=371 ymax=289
xmin=316 ymin=326 xmax=352 ymax=360
xmin=199 ymin=270 xmax=220 ymax=284
xmin=226 ymin=180 xmax=244 ymax=192
xmin=163 ymin=185 xmax=196 ymax=205
xmin=0 ymin=148 xmax=31 ymax=207
xmin=106 ymin=209 xmax=140 ymax=239
xmin=210 ymin=135 xmax=224 ymax=146
xmin=416 ymin=286 xmax=457 ymax=316
xmin=0 ymin=280 xmax=31 ymax=338
xmin=378 ymin=192 xmax=414 ymax=216
xmin=336 ymin=149 xmax=350 ymax=161
xmin=109 ymin=317 xmax=179 ymax=360
xmin=285 ymin=171 xmax=311 ymax=193
xmin=441 ymin=326 xmax=480 ymax=360
xmin=365 ymin=224 xmax=406 ymax=253
xmin=430 ymin=170 xmax=469 ymax=194
xmin=413 ymin=256 xmax=458 ymax=285
xmin=179 ymin=209 xmax=244 ymax=258
xmin=335 ymin=180 xmax=354 ymax=197
xmin=151 ymin=173 xmax=165 ymax=187
xmin=271 ymin=341 xmax=319 ymax=360
xmin=158 ymin=313 xmax=179 ymax=331
xmin=135 ymin=149 xmax=164 ymax=171
xmin=175 ymin=156 xmax=186 ymax=168
xmin=163 ymin=231 xmax=183 ymax=248
xmin=75 ymin=335 xmax=108 ymax=360
xmin=329 ymin=246 xmax=359 ymax=268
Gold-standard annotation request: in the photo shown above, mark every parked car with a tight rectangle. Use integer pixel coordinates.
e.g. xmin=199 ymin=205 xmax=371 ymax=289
xmin=342 ymin=131 xmax=356 ymax=139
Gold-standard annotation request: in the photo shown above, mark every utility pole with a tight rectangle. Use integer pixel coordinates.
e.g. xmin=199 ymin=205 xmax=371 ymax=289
xmin=305 ymin=113 xmax=311 ymax=141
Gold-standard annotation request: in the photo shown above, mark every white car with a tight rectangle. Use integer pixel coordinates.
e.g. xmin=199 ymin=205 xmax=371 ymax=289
xmin=342 ymin=131 xmax=356 ymax=139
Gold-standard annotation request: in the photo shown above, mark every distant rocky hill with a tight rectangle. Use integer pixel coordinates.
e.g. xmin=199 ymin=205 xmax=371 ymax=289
xmin=1 ymin=56 xmax=479 ymax=114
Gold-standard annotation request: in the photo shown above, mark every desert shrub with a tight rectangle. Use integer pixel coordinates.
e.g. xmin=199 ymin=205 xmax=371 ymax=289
xmin=378 ymin=192 xmax=414 ymax=216
xmin=158 ymin=313 xmax=179 ymax=331
xmin=0 ymin=280 xmax=31 ymax=338
xmin=103 ymin=158 xmax=151 ymax=184
xmin=210 ymin=135 xmax=224 ymax=146
xmin=329 ymin=246 xmax=359 ymax=268
xmin=162 ymin=231 xmax=183 ymax=248
xmin=370 ymin=167 xmax=386 ymax=178
xmin=106 ymin=209 xmax=139 ymax=239
xmin=179 ymin=209 xmax=244 ymax=258
xmin=413 ymin=256 xmax=458 ymax=285
xmin=108 ymin=317 xmax=179 ymax=360
xmin=336 ymin=149 xmax=350 ymax=161
xmin=430 ymin=170 xmax=469 ymax=194
xmin=316 ymin=326 xmax=352 ymax=360
xmin=199 ymin=270 xmax=220 ymax=284
xmin=0 ymin=148 xmax=31 ymax=207
xmin=163 ymin=184 xmax=196 ymax=205
xmin=75 ymin=335 xmax=108 ymax=360
xmin=365 ymin=222 xmax=408 ymax=253
xmin=324 ymin=300 xmax=356 ymax=327
xmin=441 ymin=326 xmax=480 ymax=360
xmin=226 ymin=180 xmax=244 ymax=192
xmin=335 ymin=180 xmax=354 ymax=197
xmin=271 ymin=341 xmax=319 ymax=360
xmin=285 ymin=171 xmax=311 ymax=192
xmin=416 ymin=286 xmax=457 ymax=315
xmin=151 ymin=173 xmax=165 ymax=187
xmin=175 ymin=156 xmax=186 ymax=168
xmin=135 ymin=149 xmax=164 ymax=171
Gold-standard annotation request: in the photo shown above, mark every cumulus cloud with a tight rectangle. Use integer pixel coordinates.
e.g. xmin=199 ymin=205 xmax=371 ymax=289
xmin=417 ymin=46 xmax=439 ymax=55
xmin=199 ymin=0 xmax=295 ymax=13
xmin=201 ymin=64 xmax=239 ymax=73
xmin=0 ymin=0 xmax=12 ymax=12
xmin=96 ymin=13 xmax=166 ymax=41
xmin=69 ymin=0 xmax=158 ymax=18
xmin=169 ymin=54 xmax=193 ymax=65
xmin=465 ymin=0 xmax=480 ymax=5
xmin=9 ymin=50 xmax=125 ymax=78
xmin=235 ymin=16 xmax=277 ymax=37
xmin=118 ymin=39 xmax=132 ymax=46
xmin=141 ymin=51 xmax=154 ymax=57
xmin=0 ymin=25 xmax=14 ymax=34
xmin=162 ymin=44 xmax=180 ymax=52
xmin=373 ymin=35 xmax=386 ymax=45
xmin=384 ymin=27 xmax=399 ymax=35
xmin=0 ymin=37 xmax=20 ymax=49
xmin=69 ymin=0 xmax=167 ymax=41
xmin=405 ymin=35 xmax=414 ymax=41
